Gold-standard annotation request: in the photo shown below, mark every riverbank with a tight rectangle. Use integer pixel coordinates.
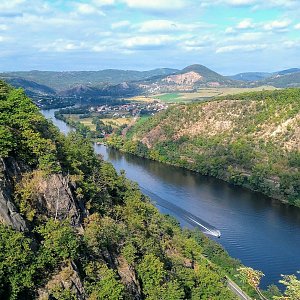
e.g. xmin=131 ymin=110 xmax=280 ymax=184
xmin=106 ymin=89 xmax=300 ymax=208
xmin=106 ymin=136 xmax=290 ymax=207
xmin=41 ymin=108 xmax=300 ymax=292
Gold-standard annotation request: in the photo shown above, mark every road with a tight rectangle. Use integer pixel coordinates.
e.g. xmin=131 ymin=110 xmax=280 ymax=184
xmin=227 ymin=277 xmax=252 ymax=300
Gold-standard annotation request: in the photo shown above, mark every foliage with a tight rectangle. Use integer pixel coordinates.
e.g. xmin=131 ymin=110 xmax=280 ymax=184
xmin=84 ymin=262 xmax=124 ymax=300
xmin=274 ymin=272 xmax=300 ymax=300
xmin=0 ymin=81 xmax=277 ymax=299
xmin=108 ymin=88 xmax=300 ymax=206
xmin=0 ymin=225 xmax=35 ymax=300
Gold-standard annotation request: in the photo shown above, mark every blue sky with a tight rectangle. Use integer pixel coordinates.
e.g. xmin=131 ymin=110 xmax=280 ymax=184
xmin=0 ymin=0 xmax=299 ymax=74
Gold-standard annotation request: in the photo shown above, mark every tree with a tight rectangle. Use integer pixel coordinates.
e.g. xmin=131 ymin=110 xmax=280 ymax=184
xmin=236 ymin=267 xmax=266 ymax=300
xmin=85 ymin=262 xmax=124 ymax=300
xmin=0 ymin=225 xmax=35 ymax=300
xmin=274 ymin=272 xmax=300 ymax=300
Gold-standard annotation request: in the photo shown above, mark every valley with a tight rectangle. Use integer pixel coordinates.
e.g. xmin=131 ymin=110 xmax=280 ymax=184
xmin=1 ymin=64 xmax=298 ymax=109
xmin=2 ymin=1 xmax=300 ymax=299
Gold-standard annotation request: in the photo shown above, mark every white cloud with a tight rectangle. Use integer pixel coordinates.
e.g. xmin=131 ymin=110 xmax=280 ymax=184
xmin=282 ymin=40 xmax=300 ymax=48
xmin=236 ymin=19 xmax=255 ymax=29
xmin=92 ymin=0 xmax=116 ymax=6
xmin=183 ymin=36 xmax=213 ymax=51
xmin=122 ymin=0 xmax=186 ymax=11
xmin=0 ymin=0 xmax=26 ymax=10
xmin=225 ymin=27 xmax=235 ymax=34
xmin=224 ymin=32 xmax=263 ymax=42
xmin=111 ymin=20 xmax=131 ymax=29
xmin=0 ymin=25 xmax=8 ymax=31
xmin=138 ymin=20 xmax=178 ymax=33
xmin=216 ymin=43 xmax=266 ymax=53
xmin=75 ymin=3 xmax=105 ymax=15
xmin=14 ymin=13 xmax=77 ymax=27
xmin=202 ymin=0 xmax=298 ymax=9
xmin=137 ymin=20 xmax=209 ymax=34
xmin=294 ymin=23 xmax=300 ymax=30
xmin=224 ymin=0 xmax=257 ymax=6
xmin=263 ymin=20 xmax=291 ymax=31
xmin=122 ymin=35 xmax=175 ymax=50
xmin=38 ymin=39 xmax=86 ymax=52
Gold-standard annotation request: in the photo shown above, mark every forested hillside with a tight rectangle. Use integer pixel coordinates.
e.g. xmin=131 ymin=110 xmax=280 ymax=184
xmin=0 ymin=80 xmax=248 ymax=299
xmin=108 ymin=89 xmax=300 ymax=207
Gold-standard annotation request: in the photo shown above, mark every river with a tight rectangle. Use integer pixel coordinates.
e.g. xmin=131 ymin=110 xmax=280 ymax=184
xmin=42 ymin=109 xmax=300 ymax=288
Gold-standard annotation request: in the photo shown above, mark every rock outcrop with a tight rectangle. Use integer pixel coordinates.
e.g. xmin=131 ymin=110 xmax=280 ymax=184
xmin=0 ymin=158 xmax=27 ymax=231
xmin=38 ymin=261 xmax=85 ymax=300
xmin=0 ymin=156 xmax=86 ymax=230
xmin=33 ymin=173 xmax=85 ymax=226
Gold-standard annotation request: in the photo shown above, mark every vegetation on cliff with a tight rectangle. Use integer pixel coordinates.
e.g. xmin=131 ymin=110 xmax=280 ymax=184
xmin=0 ymin=80 xmax=249 ymax=299
xmin=108 ymin=89 xmax=300 ymax=207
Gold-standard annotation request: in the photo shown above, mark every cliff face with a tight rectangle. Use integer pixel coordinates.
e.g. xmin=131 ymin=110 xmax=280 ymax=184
xmin=0 ymin=157 xmax=86 ymax=231
xmin=23 ymin=172 xmax=85 ymax=227
xmin=0 ymin=158 xmax=27 ymax=231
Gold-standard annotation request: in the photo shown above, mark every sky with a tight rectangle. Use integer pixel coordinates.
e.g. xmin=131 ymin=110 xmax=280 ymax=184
xmin=0 ymin=0 xmax=300 ymax=74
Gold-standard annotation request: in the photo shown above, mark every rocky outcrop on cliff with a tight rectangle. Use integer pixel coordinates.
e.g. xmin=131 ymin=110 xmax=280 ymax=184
xmin=30 ymin=173 xmax=85 ymax=226
xmin=38 ymin=261 xmax=85 ymax=300
xmin=0 ymin=156 xmax=86 ymax=230
xmin=0 ymin=157 xmax=27 ymax=231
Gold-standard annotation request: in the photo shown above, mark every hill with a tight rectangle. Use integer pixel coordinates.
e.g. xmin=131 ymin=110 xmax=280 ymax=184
xmin=0 ymin=80 xmax=246 ymax=299
xmin=229 ymin=72 xmax=272 ymax=82
xmin=229 ymin=68 xmax=300 ymax=84
xmin=2 ymin=77 xmax=56 ymax=96
xmin=0 ymin=68 xmax=178 ymax=91
xmin=260 ymin=72 xmax=300 ymax=87
xmin=107 ymin=89 xmax=300 ymax=207
xmin=138 ymin=64 xmax=240 ymax=93
xmin=276 ymin=68 xmax=300 ymax=76
xmin=179 ymin=64 xmax=233 ymax=83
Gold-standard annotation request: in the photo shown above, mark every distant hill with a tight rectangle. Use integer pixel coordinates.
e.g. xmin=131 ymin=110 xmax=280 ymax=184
xmin=138 ymin=64 xmax=241 ymax=93
xmin=179 ymin=64 xmax=233 ymax=83
xmin=60 ymin=82 xmax=142 ymax=98
xmin=3 ymin=65 xmax=300 ymax=108
xmin=0 ymin=68 xmax=178 ymax=91
xmin=229 ymin=72 xmax=272 ymax=82
xmin=259 ymin=71 xmax=300 ymax=88
xmin=229 ymin=67 xmax=300 ymax=83
xmin=276 ymin=68 xmax=300 ymax=76
xmin=0 ymin=65 xmax=243 ymax=105
xmin=1 ymin=77 xmax=56 ymax=97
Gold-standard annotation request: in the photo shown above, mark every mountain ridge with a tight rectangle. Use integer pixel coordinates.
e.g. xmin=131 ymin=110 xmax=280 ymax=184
xmin=2 ymin=64 xmax=300 ymax=108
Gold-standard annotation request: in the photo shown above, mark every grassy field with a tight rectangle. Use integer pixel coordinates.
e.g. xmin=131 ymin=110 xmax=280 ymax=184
xmin=102 ymin=117 xmax=133 ymax=127
xmin=125 ymin=95 xmax=154 ymax=102
xmin=66 ymin=114 xmax=133 ymax=130
xmin=66 ymin=115 xmax=96 ymax=130
xmin=152 ymin=86 xmax=278 ymax=103
xmin=153 ymin=93 xmax=182 ymax=102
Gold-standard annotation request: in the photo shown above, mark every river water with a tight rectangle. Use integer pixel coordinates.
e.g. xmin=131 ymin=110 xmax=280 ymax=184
xmin=42 ymin=109 xmax=300 ymax=288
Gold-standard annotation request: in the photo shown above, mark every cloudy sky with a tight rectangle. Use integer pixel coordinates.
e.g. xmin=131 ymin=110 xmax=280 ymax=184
xmin=0 ymin=0 xmax=300 ymax=74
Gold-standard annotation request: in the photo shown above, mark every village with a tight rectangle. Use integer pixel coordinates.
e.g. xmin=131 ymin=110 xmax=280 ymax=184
xmin=89 ymin=101 xmax=168 ymax=118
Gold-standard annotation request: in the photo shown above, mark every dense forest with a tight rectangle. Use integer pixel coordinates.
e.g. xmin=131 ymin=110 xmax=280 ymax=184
xmin=0 ymin=81 xmax=239 ymax=299
xmin=1 ymin=81 xmax=300 ymax=299
xmin=108 ymin=89 xmax=300 ymax=207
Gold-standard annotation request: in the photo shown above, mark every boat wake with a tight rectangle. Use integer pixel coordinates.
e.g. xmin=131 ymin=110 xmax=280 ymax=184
xmin=140 ymin=186 xmax=221 ymax=238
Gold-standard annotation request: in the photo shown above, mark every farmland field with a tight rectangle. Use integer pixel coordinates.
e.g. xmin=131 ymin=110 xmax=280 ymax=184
xmin=152 ymin=86 xmax=278 ymax=103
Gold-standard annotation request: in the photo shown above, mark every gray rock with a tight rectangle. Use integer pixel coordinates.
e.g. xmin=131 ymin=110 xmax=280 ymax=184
xmin=0 ymin=157 xmax=27 ymax=231
xmin=34 ymin=173 xmax=85 ymax=226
